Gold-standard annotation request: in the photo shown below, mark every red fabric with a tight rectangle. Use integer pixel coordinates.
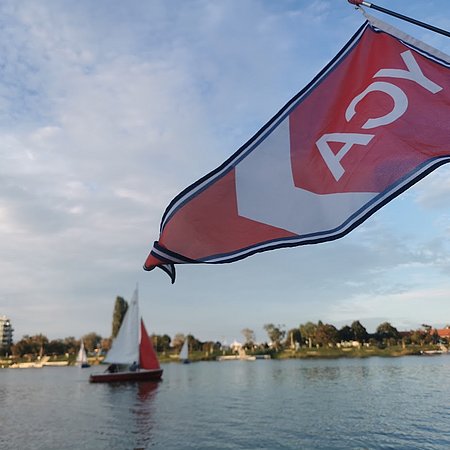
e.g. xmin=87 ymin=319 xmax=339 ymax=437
xmin=140 ymin=319 xmax=160 ymax=370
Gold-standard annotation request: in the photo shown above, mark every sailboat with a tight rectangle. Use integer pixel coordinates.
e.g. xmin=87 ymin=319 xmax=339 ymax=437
xmin=89 ymin=287 xmax=163 ymax=383
xmin=76 ymin=339 xmax=90 ymax=368
xmin=179 ymin=337 xmax=190 ymax=364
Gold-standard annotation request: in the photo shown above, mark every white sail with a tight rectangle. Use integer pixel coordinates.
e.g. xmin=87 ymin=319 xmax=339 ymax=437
xmin=76 ymin=340 xmax=88 ymax=365
xmin=104 ymin=287 xmax=140 ymax=365
xmin=179 ymin=338 xmax=188 ymax=360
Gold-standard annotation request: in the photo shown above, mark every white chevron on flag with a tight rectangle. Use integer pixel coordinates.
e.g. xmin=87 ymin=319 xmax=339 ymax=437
xmin=235 ymin=118 xmax=377 ymax=235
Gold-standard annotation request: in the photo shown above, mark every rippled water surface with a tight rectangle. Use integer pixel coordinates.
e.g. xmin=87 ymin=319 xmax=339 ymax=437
xmin=1 ymin=356 xmax=450 ymax=449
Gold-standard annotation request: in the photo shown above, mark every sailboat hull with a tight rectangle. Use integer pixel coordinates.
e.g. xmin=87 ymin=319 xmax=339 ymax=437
xmin=89 ymin=368 xmax=163 ymax=383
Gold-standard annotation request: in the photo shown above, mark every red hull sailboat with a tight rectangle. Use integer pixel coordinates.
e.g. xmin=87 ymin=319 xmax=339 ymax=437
xmin=90 ymin=288 xmax=163 ymax=383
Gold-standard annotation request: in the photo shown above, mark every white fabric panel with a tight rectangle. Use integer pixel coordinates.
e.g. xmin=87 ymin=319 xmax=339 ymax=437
xmin=104 ymin=288 xmax=140 ymax=365
xmin=235 ymin=118 xmax=377 ymax=235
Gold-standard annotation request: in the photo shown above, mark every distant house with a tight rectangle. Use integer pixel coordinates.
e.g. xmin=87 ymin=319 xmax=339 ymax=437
xmin=0 ymin=315 xmax=13 ymax=350
xmin=434 ymin=327 xmax=450 ymax=341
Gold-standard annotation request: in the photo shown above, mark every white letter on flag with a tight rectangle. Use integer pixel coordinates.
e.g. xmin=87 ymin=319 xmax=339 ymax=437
xmin=375 ymin=50 xmax=442 ymax=93
xmin=346 ymin=81 xmax=408 ymax=129
xmin=316 ymin=133 xmax=375 ymax=181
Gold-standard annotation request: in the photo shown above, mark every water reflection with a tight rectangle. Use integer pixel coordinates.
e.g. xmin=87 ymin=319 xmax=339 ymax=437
xmin=137 ymin=380 xmax=159 ymax=402
xmin=97 ymin=381 xmax=160 ymax=449
xmin=301 ymin=366 xmax=341 ymax=381
xmin=133 ymin=382 xmax=160 ymax=449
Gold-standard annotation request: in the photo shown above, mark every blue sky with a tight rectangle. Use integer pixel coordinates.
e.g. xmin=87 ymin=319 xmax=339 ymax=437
xmin=1 ymin=0 xmax=449 ymax=344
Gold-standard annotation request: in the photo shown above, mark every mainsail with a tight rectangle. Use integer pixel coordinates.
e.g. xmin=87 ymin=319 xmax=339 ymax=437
xmin=76 ymin=340 xmax=88 ymax=366
xmin=179 ymin=338 xmax=188 ymax=360
xmin=104 ymin=289 xmax=140 ymax=365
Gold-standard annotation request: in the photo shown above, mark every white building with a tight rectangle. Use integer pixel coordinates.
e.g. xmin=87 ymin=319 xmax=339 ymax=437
xmin=0 ymin=315 xmax=13 ymax=350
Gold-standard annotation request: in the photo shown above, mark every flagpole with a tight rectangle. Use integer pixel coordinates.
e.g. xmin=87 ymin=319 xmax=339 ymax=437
xmin=348 ymin=0 xmax=450 ymax=38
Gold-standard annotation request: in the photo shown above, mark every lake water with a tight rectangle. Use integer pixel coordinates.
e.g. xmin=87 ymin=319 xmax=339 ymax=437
xmin=1 ymin=355 xmax=450 ymax=449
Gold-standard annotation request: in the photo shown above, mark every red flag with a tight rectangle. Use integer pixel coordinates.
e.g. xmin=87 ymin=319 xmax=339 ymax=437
xmin=144 ymin=15 xmax=450 ymax=283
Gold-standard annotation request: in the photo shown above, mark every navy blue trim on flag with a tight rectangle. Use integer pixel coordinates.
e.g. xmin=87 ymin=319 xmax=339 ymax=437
xmin=159 ymin=263 xmax=176 ymax=284
xmin=150 ymin=241 xmax=198 ymax=265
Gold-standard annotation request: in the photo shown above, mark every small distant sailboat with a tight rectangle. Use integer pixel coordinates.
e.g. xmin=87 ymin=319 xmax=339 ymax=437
xmin=89 ymin=287 xmax=163 ymax=383
xmin=76 ymin=340 xmax=90 ymax=368
xmin=179 ymin=337 xmax=190 ymax=364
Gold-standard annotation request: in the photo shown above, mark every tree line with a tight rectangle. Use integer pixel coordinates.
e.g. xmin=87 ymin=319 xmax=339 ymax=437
xmin=7 ymin=320 xmax=444 ymax=359
xmin=258 ymin=321 xmax=444 ymax=351
xmin=2 ymin=293 xmax=446 ymax=358
xmin=2 ymin=296 xmax=222 ymax=358
xmin=5 ymin=332 xmax=106 ymax=358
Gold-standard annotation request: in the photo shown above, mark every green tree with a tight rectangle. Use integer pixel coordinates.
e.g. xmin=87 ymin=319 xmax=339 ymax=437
xmin=82 ymin=332 xmax=102 ymax=353
xmin=202 ymin=341 xmax=218 ymax=354
xmin=351 ymin=320 xmax=369 ymax=343
xmin=431 ymin=330 xmax=440 ymax=344
xmin=410 ymin=330 xmax=425 ymax=345
xmin=63 ymin=336 xmax=79 ymax=355
xmin=160 ymin=334 xmax=171 ymax=352
xmin=11 ymin=335 xmax=33 ymax=357
xmin=300 ymin=322 xmax=318 ymax=348
xmin=172 ymin=333 xmax=186 ymax=351
xmin=376 ymin=322 xmax=400 ymax=345
xmin=263 ymin=323 xmax=286 ymax=350
xmin=112 ymin=296 xmax=128 ymax=338
xmin=286 ymin=328 xmax=302 ymax=349
xmin=187 ymin=334 xmax=201 ymax=352
xmin=241 ymin=328 xmax=255 ymax=348
xmin=338 ymin=325 xmax=353 ymax=342
xmin=150 ymin=334 xmax=171 ymax=352
xmin=315 ymin=323 xmax=338 ymax=347
xmin=47 ymin=339 xmax=66 ymax=355
xmin=11 ymin=334 xmax=48 ymax=358
xmin=100 ymin=337 xmax=112 ymax=353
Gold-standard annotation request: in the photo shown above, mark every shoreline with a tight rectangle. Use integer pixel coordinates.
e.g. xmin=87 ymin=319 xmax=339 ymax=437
xmin=1 ymin=344 xmax=447 ymax=368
